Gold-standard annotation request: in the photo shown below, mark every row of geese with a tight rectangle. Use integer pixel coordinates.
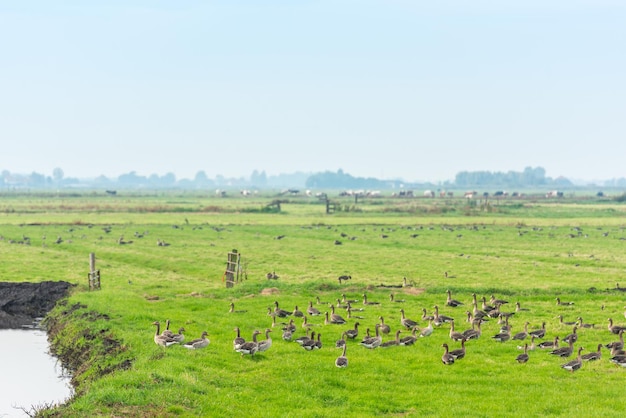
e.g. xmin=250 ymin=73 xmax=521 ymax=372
xmin=152 ymin=290 xmax=626 ymax=370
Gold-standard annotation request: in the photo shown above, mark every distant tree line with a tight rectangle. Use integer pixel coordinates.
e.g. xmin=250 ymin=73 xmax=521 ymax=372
xmin=1 ymin=166 xmax=625 ymax=191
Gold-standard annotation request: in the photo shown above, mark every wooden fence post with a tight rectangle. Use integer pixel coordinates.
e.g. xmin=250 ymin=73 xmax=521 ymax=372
xmin=88 ymin=252 xmax=101 ymax=290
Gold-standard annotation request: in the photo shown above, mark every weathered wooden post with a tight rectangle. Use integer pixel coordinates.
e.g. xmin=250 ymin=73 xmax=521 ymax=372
xmin=88 ymin=252 xmax=101 ymax=290
xmin=225 ymin=249 xmax=240 ymax=288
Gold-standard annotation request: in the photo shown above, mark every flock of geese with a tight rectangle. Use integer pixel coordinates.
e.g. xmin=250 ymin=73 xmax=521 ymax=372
xmin=151 ymin=289 xmax=626 ymax=371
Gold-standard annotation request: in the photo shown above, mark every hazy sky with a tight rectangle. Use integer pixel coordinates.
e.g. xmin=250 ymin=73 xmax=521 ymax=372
xmin=1 ymin=1 xmax=625 ymax=183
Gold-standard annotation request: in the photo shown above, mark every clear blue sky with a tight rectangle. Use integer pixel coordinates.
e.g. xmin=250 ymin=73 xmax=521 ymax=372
xmin=1 ymin=1 xmax=624 ymax=183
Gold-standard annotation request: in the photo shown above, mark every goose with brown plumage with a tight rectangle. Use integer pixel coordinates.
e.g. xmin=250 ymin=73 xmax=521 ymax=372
xmin=441 ymin=343 xmax=455 ymax=365
xmin=538 ymin=336 xmax=559 ymax=350
xmin=605 ymin=329 xmax=624 ymax=351
xmin=257 ymin=329 xmax=273 ymax=353
xmin=529 ymin=322 xmax=547 ymax=339
xmin=400 ymin=309 xmax=418 ymax=329
xmin=307 ymin=301 xmax=321 ymax=316
xmin=233 ymin=327 xmax=245 ymax=350
xmin=182 ymin=331 xmax=209 ymax=350
xmin=449 ymin=320 xmax=465 ymax=342
xmin=561 ymin=347 xmax=584 ymax=372
xmin=557 ymin=315 xmax=576 ymax=326
xmin=362 ymin=293 xmax=380 ymax=306
xmin=576 ymin=316 xmax=595 ymax=329
xmin=433 ymin=305 xmax=454 ymax=326
xmin=581 ymin=344 xmax=603 ymax=361
xmin=608 ymin=318 xmax=626 ymax=334
xmin=512 ymin=322 xmax=530 ymax=341
xmin=556 ymin=297 xmax=575 ymax=306
xmin=399 ymin=327 xmax=418 ymax=346
xmin=236 ymin=330 xmax=261 ymax=356
xmin=516 ymin=343 xmax=529 ymax=363
xmin=563 ymin=326 xmax=579 ymax=344
xmin=336 ymin=331 xmax=348 ymax=349
xmin=449 ymin=338 xmax=467 ymax=360
xmin=378 ymin=316 xmax=391 ymax=335
xmin=446 ymin=290 xmax=463 ymax=308
xmin=335 ymin=344 xmax=348 ymax=368
xmin=360 ymin=324 xmax=382 ymax=349
xmin=273 ymin=301 xmax=292 ymax=318
xmin=381 ymin=330 xmax=402 ymax=347
xmin=152 ymin=321 xmax=178 ymax=347
xmin=550 ymin=339 xmax=574 ymax=358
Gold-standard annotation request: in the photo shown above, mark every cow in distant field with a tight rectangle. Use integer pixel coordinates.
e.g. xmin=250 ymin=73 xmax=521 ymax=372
xmin=424 ymin=190 xmax=435 ymax=198
xmin=546 ymin=190 xmax=563 ymax=198
xmin=464 ymin=191 xmax=477 ymax=199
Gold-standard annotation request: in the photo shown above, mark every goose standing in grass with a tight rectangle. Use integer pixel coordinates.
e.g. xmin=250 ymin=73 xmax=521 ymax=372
xmin=233 ymin=327 xmax=246 ymax=350
xmin=550 ymin=339 xmax=574 ymax=358
xmin=581 ymin=344 xmax=603 ymax=361
xmin=608 ymin=318 xmax=626 ymax=334
xmin=326 ymin=306 xmax=346 ymax=325
xmin=381 ymin=330 xmax=402 ymax=347
xmin=518 ymin=336 xmax=537 ymax=351
xmin=561 ymin=347 xmax=584 ymax=372
xmin=400 ymin=309 xmax=418 ymax=329
xmin=162 ymin=319 xmax=175 ymax=338
xmin=441 ymin=343 xmax=455 ymax=365
xmin=389 ymin=293 xmax=405 ymax=303
xmin=302 ymin=332 xmax=318 ymax=351
xmin=274 ymin=301 xmax=292 ymax=318
xmin=362 ymin=294 xmax=380 ymax=306
xmin=576 ymin=317 xmax=595 ymax=329
xmin=282 ymin=327 xmax=293 ymax=341
xmin=422 ymin=308 xmax=435 ymax=322
xmin=360 ymin=324 xmax=382 ymax=349
xmin=335 ymin=344 xmax=348 ymax=368
xmin=295 ymin=329 xmax=312 ymax=346
xmin=491 ymin=329 xmax=511 ymax=343
xmin=152 ymin=321 xmax=178 ymax=347
xmin=307 ymin=301 xmax=321 ymax=316
xmin=336 ymin=332 xmax=348 ymax=349
xmin=538 ymin=336 xmax=559 ymax=350
xmin=490 ymin=294 xmax=509 ymax=306
xmin=462 ymin=320 xmax=482 ymax=340
xmin=236 ymin=330 xmax=261 ymax=357
xmin=512 ymin=322 xmax=530 ymax=341
xmin=257 ymin=329 xmax=273 ymax=353
xmin=605 ymin=329 xmax=624 ymax=351
xmin=563 ymin=326 xmax=579 ymax=344
xmin=183 ymin=331 xmax=209 ymax=349
xmin=342 ymin=294 xmax=359 ymax=304
xmin=378 ymin=316 xmax=391 ymax=335
xmin=516 ymin=343 xmax=529 ymax=363
xmin=446 ymin=290 xmax=463 ymax=308
xmin=556 ymin=297 xmax=575 ymax=306
xmin=345 ymin=322 xmax=360 ymax=340
xmin=515 ymin=302 xmax=529 ymax=312
xmin=449 ymin=320 xmax=465 ymax=342
xmin=292 ymin=305 xmax=304 ymax=318
xmin=529 ymin=322 xmax=547 ymax=339
xmin=283 ymin=319 xmax=296 ymax=334
xmin=229 ymin=302 xmax=247 ymax=313
xmin=420 ymin=320 xmax=434 ymax=337
xmin=557 ymin=315 xmax=576 ymax=326
xmin=449 ymin=338 xmax=467 ymax=360
xmin=399 ymin=327 xmax=419 ymax=346
xmin=433 ymin=305 xmax=454 ymax=326
xmin=169 ymin=327 xmax=185 ymax=343
xmin=314 ymin=333 xmax=323 ymax=350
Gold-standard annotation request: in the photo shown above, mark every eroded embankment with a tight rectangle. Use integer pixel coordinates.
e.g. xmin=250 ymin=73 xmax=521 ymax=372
xmin=0 ymin=281 xmax=73 ymax=329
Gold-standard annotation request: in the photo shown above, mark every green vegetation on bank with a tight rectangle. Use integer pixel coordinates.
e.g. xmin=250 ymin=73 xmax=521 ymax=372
xmin=1 ymin=192 xmax=625 ymax=417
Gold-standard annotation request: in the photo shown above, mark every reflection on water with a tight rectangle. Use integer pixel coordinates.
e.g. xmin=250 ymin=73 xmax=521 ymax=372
xmin=0 ymin=328 xmax=72 ymax=417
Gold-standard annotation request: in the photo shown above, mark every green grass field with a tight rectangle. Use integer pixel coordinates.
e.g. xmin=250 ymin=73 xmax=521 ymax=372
xmin=1 ymin=192 xmax=625 ymax=417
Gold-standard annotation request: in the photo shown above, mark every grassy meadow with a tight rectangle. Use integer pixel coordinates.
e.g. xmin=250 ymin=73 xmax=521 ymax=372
xmin=1 ymin=191 xmax=626 ymax=417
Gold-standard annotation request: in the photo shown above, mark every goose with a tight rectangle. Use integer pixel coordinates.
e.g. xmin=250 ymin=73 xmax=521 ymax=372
xmin=314 ymin=333 xmax=323 ymax=350
xmin=182 ymin=331 xmax=209 ymax=349
xmin=515 ymin=302 xmax=529 ymax=312
xmin=490 ymin=294 xmax=509 ymax=306
xmin=441 ymin=343 xmax=455 ymax=365
xmin=295 ymin=329 xmax=312 ymax=346
xmin=338 ymin=275 xmax=352 ymax=284
xmin=292 ymin=306 xmax=304 ymax=318
xmin=605 ymin=330 xmax=624 ymax=351
xmin=257 ymin=329 xmax=273 ymax=353
xmin=576 ymin=316 xmax=594 ymax=329
xmin=516 ymin=344 xmax=529 ymax=363
xmin=610 ymin=354 xmax=626 ymax=367
xmin=360 ymin=324 xmax=382 ymax=349
xmin=462 ymin=321 xmax=482 ymax=340
xmin=550 ymin=339 xmax=574 ymax=358
xmin=362 ymin=294 xmax=380 ymax=306
xmin=162 ymin=319 xmax=175 ymax=338
xmin=307 ymin=301 xmax=321 ymax=316
xmin=608 ymin=318 xmax=626 ymax=334
xmin=538 ymin=336 xmax=559 ymax=350
xmin=491 ymin=330 xmax=511 ymax=343
xmin=335 ymin=299 xmax=348 ymax=309
xmin=336 ymin=331 xmax=348 ymax=348
xmin=389 ymin=293 xmax=405 ymax=303
xmin=529 ymin=322 xmax=547 ymax=339
xmin=472 ymin=302 xmax=488 ymax=321
xmin=273 ymin=301 xmax=292 ymax=318
xmin=381 ymin=330 xmax=402 ymax=347
xmin=328 ymin=305 xmax=347 ymax=324
xmin=433 ymin=305 xmax=454 ymax=325
xmin=556 ymin=297 xmax=575 ymax=306
xmin=422 ymin=308 xmax=435 ymax=321
xmin=399 ymin=327 xmax=419 ymax=346
xmin=449 ymin=338 xmax=467 ymax=360
xmin=346 ymin=307 xmax=365 ymax=320
xmin=561 ymin=347 xmax=584 ymax=372
xmin=610 ymin=345 xmax=626 ymax=357
xmin=345 ymin=322 xmax=360 ymax=339
xmin=557 ymin=315 xmax=576 ymax=326
xmin=518 ymin=336 xmax=537 ymax=351
xmin=302 ymin=332 xmax=317 ymax=351
xmin=449 ymin=320 xmax=465 ymax=342
xmin=446 ymin=290 xmax=463 ymax=308
xmin=301 ymin=315 xmax=315 ymax=330
xmin=233 ymin=327 xmax=246 ymax=350
xmin=345 ymin=302 xmax=364 ymax=312
xmin=236 ymin=330 xmax=261 ymax=356
xmin=342 ymin=294 xmax=359 ymax=304
xmin=282 ymin=328 xmax=293 ymax=341
xmin=512 ymin=322 xmax=530 ymax=341
xmin=169 ymin=327 xmax=185 ymax=343
xmin=499 ymin=316 xmax=512 ymax=334
xmin=229 ymin=302 xmax=247 ymax=313
xmin=563 ymin=326 xmax=579 ymax=344
xmin=316 ymin=296 xmax=328 ymax=305
xmin=420 ymin=320 xmax=434 ymax=337
xmin=400 ymin=309 xmax=418 ymax=329
xmin=481 ymin=296 xmax=497 ymax=313
xmin=335 ymin=344 xmax=348 ymax=368
xmin=283 ymin=319 xmax=296 ymax=334
xmin=152 ymin=321 xmax=178 ymax=347
xmin=581 ymin=344 xmax=603 ymax=361
xmin=378 ymin=316 xmax=391 ymax=335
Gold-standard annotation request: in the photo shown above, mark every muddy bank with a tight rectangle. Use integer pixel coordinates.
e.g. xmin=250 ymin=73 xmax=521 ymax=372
xmin=0 ymin=281 xmax=73 ymax=329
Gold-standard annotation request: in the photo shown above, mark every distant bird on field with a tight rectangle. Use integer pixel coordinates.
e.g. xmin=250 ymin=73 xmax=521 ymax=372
xmin=338 ymin=275 xmax=351 ymax=284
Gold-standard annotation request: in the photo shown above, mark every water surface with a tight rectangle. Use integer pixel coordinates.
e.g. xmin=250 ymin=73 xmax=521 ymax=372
xmin=0 ymin=328 xmax=72 ymax=417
